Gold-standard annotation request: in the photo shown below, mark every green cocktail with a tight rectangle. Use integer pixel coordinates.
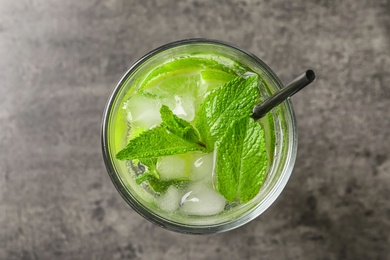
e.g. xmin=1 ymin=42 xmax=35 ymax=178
xmin=102 ymin=39 xmax=297 ymax=234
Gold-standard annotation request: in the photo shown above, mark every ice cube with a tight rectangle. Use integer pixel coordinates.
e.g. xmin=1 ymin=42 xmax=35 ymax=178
xmin=180 ymin=183 xmax=226 ymax=216
xmin=156 ymin=155 xmax=188 ymax=179
xmin=164 ymin=94 xmax=195 ymax=122
xmin=156 ymin=186 xmax=182 ymax=212
xmin=189 ymin=153 xmax=214 ymax=183
xmin=125 ymin=94 xmax=162 ymax=129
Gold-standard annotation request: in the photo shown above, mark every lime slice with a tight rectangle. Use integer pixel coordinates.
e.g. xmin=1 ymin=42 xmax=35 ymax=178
xmin=139 ymin=57 xmax=236 ymax=97
xmin=141 ymin=57 xmax=235 ymax=88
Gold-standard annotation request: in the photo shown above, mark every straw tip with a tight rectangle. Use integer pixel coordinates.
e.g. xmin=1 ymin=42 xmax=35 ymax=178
xmin=306 ymin=69 xmax=316 ymax=82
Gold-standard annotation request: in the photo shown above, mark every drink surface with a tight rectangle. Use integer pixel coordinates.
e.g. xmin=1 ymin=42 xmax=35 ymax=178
xmin=113 ymin=51 xmax=276 ymax=220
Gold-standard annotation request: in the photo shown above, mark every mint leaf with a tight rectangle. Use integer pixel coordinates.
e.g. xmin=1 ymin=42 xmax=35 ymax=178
xmin=195 ymin=75 xmax=259 ymax=151
xmin=160 ymin=105 xmax=199 ymax=144
xmin=116 ymin=126 xmax=205 ymax=160
xmin=215 ymin=116 xmax=268 ymax=203
xmin=116 ymin=106 xmax=205 ymax=160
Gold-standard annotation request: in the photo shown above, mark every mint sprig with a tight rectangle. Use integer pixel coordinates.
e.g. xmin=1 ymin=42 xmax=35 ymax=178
xmin=117 ymin=75 xmax=268 ymax=203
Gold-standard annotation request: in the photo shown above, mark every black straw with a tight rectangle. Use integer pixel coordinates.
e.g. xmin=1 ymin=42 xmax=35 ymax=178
xmin=252 ymin=69 xmax=316 ymax=120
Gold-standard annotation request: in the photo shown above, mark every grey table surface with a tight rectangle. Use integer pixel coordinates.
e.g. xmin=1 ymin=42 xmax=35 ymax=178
xmin=1 ymin=0 xmax=389 ymax=259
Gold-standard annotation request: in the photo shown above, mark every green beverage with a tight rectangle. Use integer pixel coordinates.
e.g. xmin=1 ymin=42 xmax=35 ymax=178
xmin=102 ymin=39 xmax=297 ymax=234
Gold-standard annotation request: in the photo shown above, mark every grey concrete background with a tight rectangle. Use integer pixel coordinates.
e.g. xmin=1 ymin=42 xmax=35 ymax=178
xmin=1 ymin=0 xmax=389 ymax=259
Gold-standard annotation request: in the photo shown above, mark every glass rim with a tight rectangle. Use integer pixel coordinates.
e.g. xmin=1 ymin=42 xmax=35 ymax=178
xmin=101 ymin=38 xmax=298 ymax=234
